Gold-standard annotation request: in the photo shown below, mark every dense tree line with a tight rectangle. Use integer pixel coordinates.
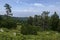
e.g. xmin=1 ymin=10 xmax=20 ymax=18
xmin=21 ymin=11 xmax=60 ymax=35
xmin=0 ymin=15 xmax=17 ymax=29
xmin=27 ymin=11 xmax=60 ymax=31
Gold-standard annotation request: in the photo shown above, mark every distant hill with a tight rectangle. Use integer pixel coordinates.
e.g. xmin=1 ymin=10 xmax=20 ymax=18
xmin=13 ymin=17 xmax=28 ymax=21
xmin=0 ymin=15 xmax=28 ymax=21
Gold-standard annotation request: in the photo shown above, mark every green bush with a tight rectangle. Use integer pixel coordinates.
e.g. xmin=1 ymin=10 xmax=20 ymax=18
xmin=21 ymin=24 xmax=37 ymax=35
xmin=1 ymin=20 xmax=17 ymax=29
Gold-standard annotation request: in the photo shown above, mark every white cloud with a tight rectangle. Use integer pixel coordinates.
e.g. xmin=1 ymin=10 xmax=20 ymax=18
xmin=13 ymin=9 xmax=40 ymax=12
xmin=33 ymin=3 xmax=45 ymax=7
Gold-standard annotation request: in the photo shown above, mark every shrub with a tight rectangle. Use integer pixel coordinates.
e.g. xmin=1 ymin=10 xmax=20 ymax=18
xmin=21 ymin=24 xmax=37 ymax=35
xmin=1 ymin=20 xmax=17 ymax=29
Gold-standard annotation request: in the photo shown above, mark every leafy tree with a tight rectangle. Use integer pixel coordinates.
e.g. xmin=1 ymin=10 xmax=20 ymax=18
xmin=27 ymin=16 xmax=33 ymax=25
xmin=41 ymin=11 xmax=50 ymax=30
xmin=33 ymin=15 xmax=40 ymax=26
xmin=50 ymin=12 xmax=59 ymax=31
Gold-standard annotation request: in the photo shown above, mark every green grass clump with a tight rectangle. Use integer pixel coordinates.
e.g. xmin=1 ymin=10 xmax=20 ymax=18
xmin=23 ymin=31 xmax=60 ymax=40
xmin=0 ymin=32 xmax=24 ymax=40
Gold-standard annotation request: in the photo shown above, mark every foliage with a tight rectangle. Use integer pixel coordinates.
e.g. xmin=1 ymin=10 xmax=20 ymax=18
xmin=27 ymin=16 xmax=33 ymax=25
xmin=21 ymin=24 xmax=37 ymax=35
xmin=50 ymin=12 xmax=59 ymax=31
xmin=0 ymin=32 xmax=24 ymax=40
xmin=22 ymin=31 xmax=60 ymax=40
xmin=0 ymin=16 xmax=17 ymax=29
xmin=57 ymin=19 xmax=60 ymax=32
xmin=4 ymin=3 xmax=12 ymax=16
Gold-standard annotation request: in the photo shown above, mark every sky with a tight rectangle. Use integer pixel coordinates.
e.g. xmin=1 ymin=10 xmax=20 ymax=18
xmin=0 ymin=0 xmax=60 ymax=17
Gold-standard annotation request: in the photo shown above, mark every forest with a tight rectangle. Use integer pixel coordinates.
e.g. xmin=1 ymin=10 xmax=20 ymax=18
xmin=0 ymin=4 xmax=60 ymax=40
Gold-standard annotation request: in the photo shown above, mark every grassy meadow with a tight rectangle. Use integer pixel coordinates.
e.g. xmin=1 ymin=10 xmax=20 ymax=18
xmin=0 ymin=25 xmax=60 ymax=40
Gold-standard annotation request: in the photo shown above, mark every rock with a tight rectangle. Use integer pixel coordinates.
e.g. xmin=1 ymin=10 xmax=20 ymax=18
xmin=13 ymin=32 xmax=16 ymax=36
xmin=0 ymin=29 xmax=4 ymax=32
xmin=56 ymin=32 xmax=58 ymax=34
xmin=46 ymin=32 xmax=50 ymax=34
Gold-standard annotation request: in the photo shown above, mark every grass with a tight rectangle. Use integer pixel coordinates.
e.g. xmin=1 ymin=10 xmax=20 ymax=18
xmin=0 ymin=31 xmax=60 ymax=40
xmin=0 ymin=28 xmax=60 ymax=40
xmin=24 ymin=31 xmax=60 ymax=40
